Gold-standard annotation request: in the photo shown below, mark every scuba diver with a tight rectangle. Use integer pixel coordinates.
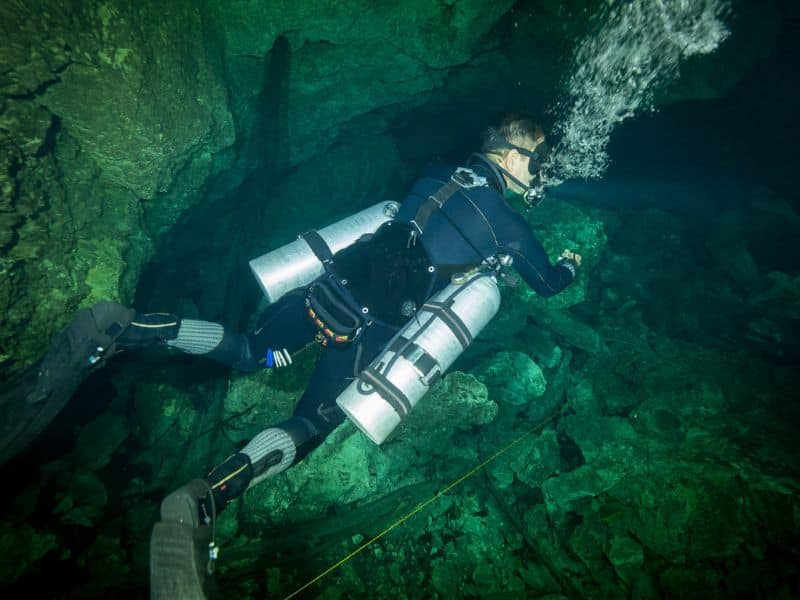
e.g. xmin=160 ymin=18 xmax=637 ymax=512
xmin=0 ymin=115 xmax=581 ymax=598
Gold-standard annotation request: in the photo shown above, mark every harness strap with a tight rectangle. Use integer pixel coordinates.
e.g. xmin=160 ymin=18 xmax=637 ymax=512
xmin=411 ymin=179 xmax=461 ymax=235
xmin=411 ymin=169 xmax=500 ymax=273
xmin=421 ymin=301 xmax=472 ymax=349
xmin=361 ymin=367 xmax=412 ymax=417
xmin=300 ymin=230 xmax=334 ymax=264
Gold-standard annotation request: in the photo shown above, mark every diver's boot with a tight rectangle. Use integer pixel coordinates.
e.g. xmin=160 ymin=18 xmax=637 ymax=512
xmin=150 ymin=480 xmax=215 ymax=600
xmin=116 ymin=312 xmax=181 ymax=350
xmin=201 ymin=452 xmax=254 ymax=517
xmin=121 ymin=316 xmax=259 ymax=371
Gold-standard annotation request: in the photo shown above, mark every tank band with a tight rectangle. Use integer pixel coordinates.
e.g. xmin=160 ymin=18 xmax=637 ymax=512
xmin=361 ymin=367 xmax=411 ymax=417
xmin=421 ymin=301 xmax=472 ymax=349
xmin=387 ymin=336 xmax=441 ymax=384
xmin=300 ymin=229 xmax=333 ymax=264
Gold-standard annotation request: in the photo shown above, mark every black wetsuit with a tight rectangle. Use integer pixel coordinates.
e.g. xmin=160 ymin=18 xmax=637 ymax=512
xmin=241 ymin=154 xmax=576 ymax=459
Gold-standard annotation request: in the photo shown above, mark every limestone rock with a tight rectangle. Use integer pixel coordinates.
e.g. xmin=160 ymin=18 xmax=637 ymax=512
xmin=222 ymin=369 xmax=300 ymax=444
xmin=72 ymin=412 xmax=129 ymax=471
xmin=405 ymin=371 xmax=498 ymax=434
xmin=707 ymin=210 xmax=760 ymax=287
xmin=606 ymin=534 xmax=645 ymax=582
xmin=474 ymin=351 xmax=547 ymax=406
xmin=52 ymin=468 xmax=108 ymax=527
xmin=0 ymin=521 xmax=57 ymax=583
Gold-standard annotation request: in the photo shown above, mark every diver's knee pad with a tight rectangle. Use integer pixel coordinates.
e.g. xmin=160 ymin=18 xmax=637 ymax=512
xmin=241 ymin=417 xmax=321 ymax=486
xmin=167 ymin=320 xmax=258 ymax=371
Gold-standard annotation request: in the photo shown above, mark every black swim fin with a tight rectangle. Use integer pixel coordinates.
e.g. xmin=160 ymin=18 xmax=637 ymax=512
xmin=150 ymin=479 xmax=215 ymax=600
xmin=0 ymin=301 xmax=135 ymax=465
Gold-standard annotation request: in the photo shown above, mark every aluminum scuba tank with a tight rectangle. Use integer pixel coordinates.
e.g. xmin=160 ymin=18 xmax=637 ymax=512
xmin=336 ymin=272 xmax=501 ymax=445
xmin=249 ymin=201 xmax=400 ymax=304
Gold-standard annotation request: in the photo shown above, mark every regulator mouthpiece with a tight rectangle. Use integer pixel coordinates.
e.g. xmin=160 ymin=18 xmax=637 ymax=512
xmin=523 ymin=181 xmax=546 ymax=209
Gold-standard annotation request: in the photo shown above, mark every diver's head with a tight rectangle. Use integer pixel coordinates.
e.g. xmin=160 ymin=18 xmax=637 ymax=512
xmin=482 ymin=115 xmax=549 ymax=206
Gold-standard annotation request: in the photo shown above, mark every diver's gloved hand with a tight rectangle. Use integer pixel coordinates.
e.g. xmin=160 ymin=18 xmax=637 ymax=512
xmin=557 ymin=249 xmax=582 ymax=278
xmin=117 ymin=312 xmax=181 ymax=350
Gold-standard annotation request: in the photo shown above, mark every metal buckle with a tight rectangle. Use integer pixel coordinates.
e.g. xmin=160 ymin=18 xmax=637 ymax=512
xmin=451 ymin=167 xmax=487 ymax=189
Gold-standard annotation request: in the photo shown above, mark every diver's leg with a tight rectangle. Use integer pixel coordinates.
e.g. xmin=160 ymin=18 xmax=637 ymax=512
xmin=148 ymin=420 xmax=323 ymax=599
xmin=131 ymin=288 xmax=315 ymax=372
xmin=197 ymin=322 xmax=398 ymax=509
xmin=149 ymin=320 xmax=395 ymax=597
xmin=116 ymin=312 xmax=260 ymax=372
xmin=244 ymin=287 xmax=319 ymax=368
xmin=215 ymin=326 xmax=399 ymax=502
xmin=150 ymin=479 xmax=214 ymax=600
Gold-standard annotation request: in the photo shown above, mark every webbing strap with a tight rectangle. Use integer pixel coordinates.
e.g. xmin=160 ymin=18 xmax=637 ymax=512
xmin=361 ymin=367 xmax=411 ymax=417
xmin=300 ymin=230 xmax=333 ymax=264
xmin=422 ymin=301 xmax=472 ymax=349
xmin=412 ymin=179 xmax=461 ymax=235
xmin=387 ymin=336 xmax=440 ymax=383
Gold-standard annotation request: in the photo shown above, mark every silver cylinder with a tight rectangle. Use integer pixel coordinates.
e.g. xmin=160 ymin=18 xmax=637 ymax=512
xmin=336 ymin=273 xmax=501 ymax=444
xmin=249 ymin=201 xmax=400 ymax=304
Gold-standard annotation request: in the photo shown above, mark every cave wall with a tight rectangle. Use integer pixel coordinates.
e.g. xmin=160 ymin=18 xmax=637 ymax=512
xmin=0 ymin=0 xmax=235 ymax=373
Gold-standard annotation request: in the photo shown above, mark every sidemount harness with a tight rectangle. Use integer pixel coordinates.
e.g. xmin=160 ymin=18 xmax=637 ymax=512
xmin=301 ymin=166 xmax=510 ymax=346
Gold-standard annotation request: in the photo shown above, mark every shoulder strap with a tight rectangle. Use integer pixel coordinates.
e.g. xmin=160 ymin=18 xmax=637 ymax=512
xmin=410 ymin=168 xmax=497 ymax=266
xmin=411 ymin=178 xmax=462 ymax=236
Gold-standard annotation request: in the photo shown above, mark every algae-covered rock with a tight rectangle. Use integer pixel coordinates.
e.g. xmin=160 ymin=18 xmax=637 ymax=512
xmin=524 ymin=199 xmax=609 ymax=309
xmin=222 ymin=369 xmax=300 ymax=445
xmin=406 ymin=371 xmax=498 ymax=433
xmin=474 ymin=350 xmax=547 ymax=405
xmin=482 ymin=200 xmax=608 ymax=349
xmin=745 ymin=271 xmax=800 ymax=356
xmin=487 ymin=427 xmax=562 ymax=491
xmin=0 ymin=0 xmax=234 ymax=377
xmin=117 ymin=365 xmax=231 ymax=493
xmin=527 ymin=306 xmax=606 ymax=355
xmin=238 ymin=371 xmax=496 ymax=527
xmin=606 ymin=534 xmax=645 ymax=582
xmin=52 ymin=468 xmax=108 ymax=527
xmin=523 ymin=327 xmax=563 ymax=370
xmin=71 ymin=412 xmax=129 ymax=471
xmin=707 ymin=210 xmax=761 ymax=287
xmin=241 ymin=422 xmax=373 ymax=525
xmin=0 ymin=521 xmax=57 ymax=583
xmin=80 ymin=533 xmax=130 ymax=582
xmin=209 ymin=0 xmax=517 ymax=165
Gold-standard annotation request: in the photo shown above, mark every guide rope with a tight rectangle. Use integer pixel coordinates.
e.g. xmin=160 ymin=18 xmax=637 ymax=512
xmin=283 ymin=400 xmax=568 ymax=600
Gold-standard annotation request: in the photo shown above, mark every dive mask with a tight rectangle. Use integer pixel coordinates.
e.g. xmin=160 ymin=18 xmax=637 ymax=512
xmin=485 ymin=128 xmax=550 ymax=209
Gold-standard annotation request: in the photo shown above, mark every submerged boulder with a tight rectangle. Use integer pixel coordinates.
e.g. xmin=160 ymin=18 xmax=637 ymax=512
xmin=474 ymin=350 xmax=547 ymax=405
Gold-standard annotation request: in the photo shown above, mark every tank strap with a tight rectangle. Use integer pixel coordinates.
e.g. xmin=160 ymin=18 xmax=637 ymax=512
xmin=300 ymin=229 xmax=333 ymax=264
xmin=386 ymin=337 xmax=441 ymax=386
xmin=421 ymin=300 xmax=472 ymax=349
xmin=361 ymin=367 xmax=411 ymax=417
